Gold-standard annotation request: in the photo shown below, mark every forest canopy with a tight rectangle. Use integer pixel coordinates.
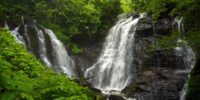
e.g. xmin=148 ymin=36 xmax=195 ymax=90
xmin=0 ymin=0 xmax=200 ymax=99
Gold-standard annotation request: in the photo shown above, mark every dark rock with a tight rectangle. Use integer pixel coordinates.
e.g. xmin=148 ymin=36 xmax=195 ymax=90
xmin=136 ymin=17 xmax=154 ymax=37
xmin=154 ymin=18 xmax=174 ymax=35
xmin=108 ymin=95 xmax=125 ymax=100
xmin=72 ymin=43 xmax=102 ymax=78
xmin=131 ymin=12 xmax=140 ymax=18
xmin=7 ymin=15 xmax=22 ymax=30
xmin=89 ymin=87 xmax=102 ymax=93
xmin=26 ymin=25 xmax=40 ymax=59
xmin=157 ymin=72 xmax=169 ymax=80
xmin=122 ymin=84 xmax=137 ymax=94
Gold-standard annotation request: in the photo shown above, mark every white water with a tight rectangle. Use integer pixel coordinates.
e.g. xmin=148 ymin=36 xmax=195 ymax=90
xmin=10 ymin=26 xmax=26 ymax=44
xmin=175 ymin=39 xmax=195 ymax=100
xmin=35 ymin=26 xmax=52 ymax=67
xmin=44 ymin=29 xmax=75 ymax=77
xmin=23 ymin=25 xmax=32 ymax=51
xmin=174 ymin=17 xmax=184 ymax=34
xmin=173 ymin=17 xmax=196 ymax=100
xmin=6 ymin=22 xmax=75 ymax=78
xmin=85 ymin=14 xmax=144 ymax=93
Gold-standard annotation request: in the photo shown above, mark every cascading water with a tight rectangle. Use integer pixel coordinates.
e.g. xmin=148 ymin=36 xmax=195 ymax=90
xmin=10 ymin=25 xmax=26 ymax=44
xmin=35 ymin=26 xmax=52 ymax=67
xmin=24 ymin=25 xmax=32 ymax=52
xmin=6 ymin=19 xmax=76 ymax=78
xmin=44 ymin=28 xmax=75 ymax=77
xmin=84 ymin=14 xmax=144 ymax=94
xmin=173 ymin=17 xmax=196 ymax=100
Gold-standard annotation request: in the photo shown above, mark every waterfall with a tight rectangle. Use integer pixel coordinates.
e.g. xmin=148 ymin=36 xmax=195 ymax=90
xmin=44 ymin=28 xmax=75 ymax=77
xmin=6 ymin=21 xmax=76 ymax=78
xmin=10 ymin=26 xmax=26 ymax=44
xmin=84 ymin=14 xmax=144 ymax=94
xmin=35 ymin=26 xmax=52 ymax=67
xmin=174 ymin=17 xmax=184 ymax=34
xmin=174 ymin=17 xmax=195 ymax=70
xmin=173 ymin=17 xmax=196 ymax=100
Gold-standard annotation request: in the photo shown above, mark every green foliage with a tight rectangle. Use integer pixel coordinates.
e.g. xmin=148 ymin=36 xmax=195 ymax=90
xmin=186 ymin=75 xmax=200 ymax=100
xmin=132 ymin=0 xmax=171 ymax=19
xmin=131 ymin=0 xmax=200 ymax=20
xmin=120 ymin=0 xmax=134 ymax=13
xmin=185 ymin=31 xmax=200 ymax=56
xmin=186 ymin=57 xmax=200 ymax=100
xmin=184 ymin=31 xmax=200 ymax=99
xmin=148 ymin=32 xmax=179 ymax=53
xmin=156 ymin=32 xmax=178 ymax=50
xmin=0 ymin=28 xmax=93 ymax=99
xmin=71 ymin=44 xmax=82 ymax=54
xmin=0 ymin=0 xmax=131 ymax=45
xmin=91 ymin=0 xmax=121 ymax=29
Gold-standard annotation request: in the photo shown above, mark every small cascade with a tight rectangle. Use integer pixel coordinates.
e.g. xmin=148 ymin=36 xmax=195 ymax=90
xmin=173 ymin=17 xmax=196 ymax=100
xmin=23 ymin=25 xmax=32 ymax=51
xmin=35 ymin=26 xmax=52 ymax=67
xmin=84 ymin=14 xmax=144 ymax=94
xmin=21 ymin=16 xmax=25 ymax=25
xmin=5 ymin=20 xmax=76 ymax=78
xmin=10 ymin=26 xmax=26 ymax=44
xmin=174 ymin=17 xmax=184 ymax=34
xmin=174 ymin=17 xmax=196 ymax=70
xmin=175 ymin=39 xmax=195 ymax=70
xmin=44 ymin=28 xmax=75 ymax=77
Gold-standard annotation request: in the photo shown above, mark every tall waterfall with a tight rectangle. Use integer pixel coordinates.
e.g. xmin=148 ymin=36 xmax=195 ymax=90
xmin=173 ymin=17 xmax=196 ymax=100
xmin=6 ymin=19 xmax=76 ymax=78
xmin=85 ymin=14 xmax=144 ymax=93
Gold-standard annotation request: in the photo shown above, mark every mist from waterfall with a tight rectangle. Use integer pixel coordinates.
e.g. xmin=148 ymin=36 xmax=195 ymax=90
xmin=84 ymin=14 xmax=144 ymax=94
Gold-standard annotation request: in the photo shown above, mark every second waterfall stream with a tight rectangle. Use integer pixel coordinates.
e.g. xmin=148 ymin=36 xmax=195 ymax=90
xmin=7 ymin=20 xmax=76 ymax=78
xmin=85 ymin=14 xmax=145 ymax=94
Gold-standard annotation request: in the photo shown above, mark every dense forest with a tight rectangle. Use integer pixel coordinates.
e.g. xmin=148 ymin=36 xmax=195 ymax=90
xmin=0 ymin=0 xmax=200 ymax=100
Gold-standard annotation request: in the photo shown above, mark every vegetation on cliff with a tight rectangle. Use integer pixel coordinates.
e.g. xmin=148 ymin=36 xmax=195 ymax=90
xmin=131 ymin=0 xmax=200 ymax=99
xmin=0 ymin=0 xmax=200 ymax=99
xmin=0 ymin=28 xmax=93 ymax=100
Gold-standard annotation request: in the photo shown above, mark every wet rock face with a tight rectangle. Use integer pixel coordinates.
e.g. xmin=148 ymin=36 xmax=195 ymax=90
xmin=6 ymin=16 xmax=54 ymax=66
xmin=122 ymin=69 xmax=187 ymax=100
xmin=136 ymin=16 xmax=174 ymax=37
xmin=75 ymin=15 xmax=184 ymax=100
xmin=121 ymin=15 xmax=188 ymax=100
xmin=136 ymin=16 xmax=154 ymax=37
xmin=72 ymin=43 xmax=103 ymax=78
xmin=108 ymin=95 xmax=125 ymax=100
xmin=154 ymin=18 xmax=174 ymax=35
xmin=7 ymin=16 xmax=41 ymax=59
